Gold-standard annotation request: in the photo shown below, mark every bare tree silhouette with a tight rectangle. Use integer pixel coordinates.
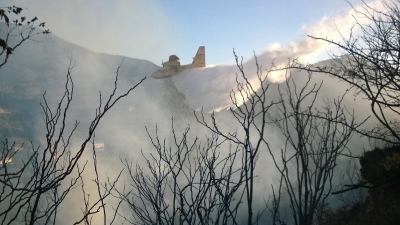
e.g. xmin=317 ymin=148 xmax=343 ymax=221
xmin=0 ymin=5 xmax=49 ymax=69
xmin=120 ymin=120 xmax=245 ymax=225
xmin=194 ymin=51 xmax=282 ymax=225
xmin=267 ymin=71 xmax=358 ymax=225
xmin=295 ymin=0 xmax=400 ymax=144
xmin=0 ymin=64 xmax=145 ymax=225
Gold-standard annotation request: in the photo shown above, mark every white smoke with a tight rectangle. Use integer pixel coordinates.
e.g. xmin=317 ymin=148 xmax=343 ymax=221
xmin=3 ymin=0 xmax=177 ymax=63
xmin=171 ymin=0 xmax=384 ymax=112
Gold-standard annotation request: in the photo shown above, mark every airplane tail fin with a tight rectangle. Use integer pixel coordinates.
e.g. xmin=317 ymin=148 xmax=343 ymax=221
xmin=192 ymin=46 xmax=205 ymax=67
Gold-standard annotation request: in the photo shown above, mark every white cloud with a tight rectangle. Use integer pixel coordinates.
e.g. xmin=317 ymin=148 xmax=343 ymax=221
xmin=297 ymin=0 xmax=385 ymax=64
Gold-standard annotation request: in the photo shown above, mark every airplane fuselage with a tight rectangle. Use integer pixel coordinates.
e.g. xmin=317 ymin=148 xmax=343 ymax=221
xmin=152 ymin=46 xmax=205 ymax=79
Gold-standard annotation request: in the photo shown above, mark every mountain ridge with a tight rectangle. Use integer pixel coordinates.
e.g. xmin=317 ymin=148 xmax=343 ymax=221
xmin=0 ymin=32 xmax=195 ymax=155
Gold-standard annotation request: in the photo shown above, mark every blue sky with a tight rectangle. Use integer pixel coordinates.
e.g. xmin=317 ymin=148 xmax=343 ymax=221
xmin=157 ymin=0 xmax=360 ymax=64
xmin=6 ymin=0 xmax=362 ymax=65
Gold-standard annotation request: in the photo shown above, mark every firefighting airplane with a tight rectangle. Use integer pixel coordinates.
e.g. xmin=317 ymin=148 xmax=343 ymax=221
xmin=151 ymin=46 xmax=205 ymax=78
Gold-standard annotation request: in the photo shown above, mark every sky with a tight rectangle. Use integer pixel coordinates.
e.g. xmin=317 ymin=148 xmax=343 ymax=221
xmin=4 ymin=0 xmax=363 ymax=65
xmin=157 ymin=0 xmax=362 ymax=64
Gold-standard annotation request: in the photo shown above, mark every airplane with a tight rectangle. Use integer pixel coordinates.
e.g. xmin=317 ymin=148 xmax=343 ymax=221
xmin=152 ymin=46 xmax=205 ymax=78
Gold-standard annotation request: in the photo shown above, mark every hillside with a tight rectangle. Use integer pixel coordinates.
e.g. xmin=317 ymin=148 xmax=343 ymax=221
xmin=0 ymin=33 xmax=195 ymax=157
